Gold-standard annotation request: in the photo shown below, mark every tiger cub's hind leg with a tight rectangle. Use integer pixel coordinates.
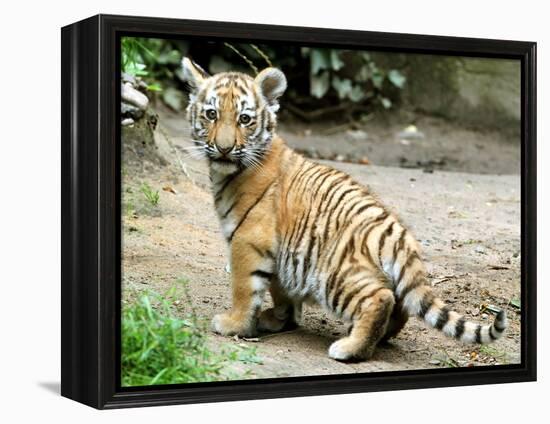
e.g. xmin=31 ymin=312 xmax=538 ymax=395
xmin=328 ymin=287 xmax=395 ymax=361
xmin=258 ymin=282 xmax=301 ymax=333
xmin=381 ymin=302 xmax=409 ymax=342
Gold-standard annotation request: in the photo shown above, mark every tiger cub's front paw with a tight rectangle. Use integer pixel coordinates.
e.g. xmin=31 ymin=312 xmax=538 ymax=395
xmin=211 ymin=313 xmax=256 ymax=337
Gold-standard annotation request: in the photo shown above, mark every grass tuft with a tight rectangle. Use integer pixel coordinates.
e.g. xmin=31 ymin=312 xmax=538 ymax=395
xmin=140 ymin=182 xmax=160 ymax=206
xmin=121 ymin=281 xmax=260 ymax=386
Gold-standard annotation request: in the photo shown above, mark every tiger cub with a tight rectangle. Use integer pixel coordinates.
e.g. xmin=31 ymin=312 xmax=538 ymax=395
xmin=181 ymin=57 xmax=507 ymax=361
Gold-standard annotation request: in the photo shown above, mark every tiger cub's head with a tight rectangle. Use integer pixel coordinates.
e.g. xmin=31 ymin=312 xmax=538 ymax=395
xmin=181 ymin=57 xmax=287 ymax=175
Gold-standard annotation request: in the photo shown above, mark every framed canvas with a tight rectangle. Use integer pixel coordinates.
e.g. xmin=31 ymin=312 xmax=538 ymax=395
xmin=61 ymin=14 xmax=537 ymax=409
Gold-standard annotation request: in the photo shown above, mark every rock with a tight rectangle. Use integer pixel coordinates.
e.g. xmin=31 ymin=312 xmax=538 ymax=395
xmin=346 ymin=129 xmax=368 ymax=140
xmin=121 ymin=118 xmax=135 ymax=126
xmin=474 ymin=246 xmax=487 ymax=254
xmin=121 ymin=72 xmax=136 ymax=85
xmin=121 ymin=102 xmax=144 ymax=120
xmin=398 ymin=125 xmax=425 ymax=140
xmin=306 ymin=147 xmax=320 ymax=159
xmin=161 ymin=86 xmax=185 ymax=112
xmin=121 ymin=82 xmax=149 ymax=110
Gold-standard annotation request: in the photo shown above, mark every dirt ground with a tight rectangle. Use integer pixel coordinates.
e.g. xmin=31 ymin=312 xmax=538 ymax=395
xmin=122 ymin=109 xmax=521 ymax=380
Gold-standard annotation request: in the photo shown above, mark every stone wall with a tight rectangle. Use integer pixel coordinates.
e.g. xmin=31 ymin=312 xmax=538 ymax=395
xmin=373 ymin=53 xmax=521 ymax=134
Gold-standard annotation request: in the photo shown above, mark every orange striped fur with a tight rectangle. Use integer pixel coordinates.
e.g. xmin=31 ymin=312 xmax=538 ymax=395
xmin=181 ymin=58 xmax=508 ymax=361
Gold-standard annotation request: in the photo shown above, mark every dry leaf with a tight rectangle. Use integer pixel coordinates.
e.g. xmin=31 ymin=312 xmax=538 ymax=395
xmin=162 ymin=186 xmax=177 ymax=194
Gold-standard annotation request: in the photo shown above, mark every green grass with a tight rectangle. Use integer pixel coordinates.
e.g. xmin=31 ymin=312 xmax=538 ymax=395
xmin=121 ymin=281 xmax=260 ymax=386
xmin=140 ymin=182 xmax=160 ymax=206
xmin=479 ymin=345 xmax=509 ymax=364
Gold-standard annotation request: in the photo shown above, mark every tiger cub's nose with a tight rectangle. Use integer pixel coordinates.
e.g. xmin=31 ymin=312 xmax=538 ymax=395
xmin=217 ymin=145 xmax=233 ymax=155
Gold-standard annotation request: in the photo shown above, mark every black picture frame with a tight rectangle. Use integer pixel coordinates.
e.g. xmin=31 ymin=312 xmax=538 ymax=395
xmin=61 ymin=14 xmax=537 ymax=409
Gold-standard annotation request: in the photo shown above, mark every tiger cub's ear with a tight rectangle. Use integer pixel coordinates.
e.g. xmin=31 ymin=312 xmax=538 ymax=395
xmin=181 ymin=57 xmax=210 ymax=94
xmin=255 ymin=68 xmax=287 ymax=111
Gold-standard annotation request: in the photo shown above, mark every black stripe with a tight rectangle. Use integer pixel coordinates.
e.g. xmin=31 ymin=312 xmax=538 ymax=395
xmin=329 ymin=265 xmax=359 ymax=311
xmin=310 ymin=169 xmax=339 ymax=200
xmin=398 ymin=270 xmax=425 ymax=301
xmin=319 ymin=175 xmax=350 ymax=206
xmin=296 ymin=164 xmax=330 ymax=196
xmin=248 ymin=243 xmax=268 ymax=258
xmin=392 ymin=228 xmax=407 ymax=263
xmin=361 ymin=213 xmax=390 ymax=265
xmin=322 ymin=188 xmax=361 ymax=243
xmin=324 ymin=240 xmax=354 ymax=307
xmin=337 ymin=280 xmax=372 ymax=313
xmin=221 ymin=194 xmax=244 ymax=218
xmin=326 ymin=266 xmax=357 ymax=305
xmin=349 ymin=287 xmax=385 ymax=320
xmin=284 ymin=162 xmax=316 ymax=207
xmin=333 ymin=198 xmax=364 ymax=231
xmin=341 ymin=200 xmax=376 ymax=229
xmin=251 ymin=270 xmax=273 ymax=280
xmin=396 ymin=251 xmax=420 ymax=285
xmin=455 ymin=317 xmax=466 ymax=339
xmin=228 ymin=181 xmax=274 ymax=241
xmin=494 ymin=310 xmax=506 ymax=332
xmin=494 ymin=321 xmax=506 ymax=333
xmin=319 ymin=200 xmax=365 ymax=268
xmin=435 ymin=306 xmax=450 ymax=330
xmin=293 ymin=207 xmax=315 ymax=289
xmin=418 ymin=291 xmax=435 ymax=318
xmin=214 ymin=171 xmax=241 ymax=202
xmin=282 ymin=208 xmax=308 ymax=273
xmin=355 ymin=203 xmax=380 ymax=217
xmin=475 ymin=325 xmax=482 ymax=343
xmin=378 ymin=221 xmax=396 ymax=259
xmin=294 ymin=206 xmax=313 ymax=249
xmin=489 ymin=325 xmax=498 ymax=340
xmin=302 ymin=227 xmax=316 ymax=279
xmin=325 ymin=186 xmax=357 ymax=215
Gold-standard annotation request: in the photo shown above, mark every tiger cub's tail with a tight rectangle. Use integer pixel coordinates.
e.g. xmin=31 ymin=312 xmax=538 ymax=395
xmin=396 ymin=278 xmax=508 ymax=344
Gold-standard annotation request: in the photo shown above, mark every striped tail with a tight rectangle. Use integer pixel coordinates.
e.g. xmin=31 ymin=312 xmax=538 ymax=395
xmin=397 ymin=282 xmax=508 ymax=344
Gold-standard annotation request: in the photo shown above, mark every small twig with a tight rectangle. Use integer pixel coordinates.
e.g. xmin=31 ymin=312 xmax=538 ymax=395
xmin=488 ymin=264 xmax=511 ymax=270
xmin=285 ymin=102 xmax=372 ymax=122
xmin=258 ymin=329 xmax=299 ymax=340
xmin=224 ymin=42 xmax=259 ymax=75
xmin=250 ymin=44 xmax=273 ymax=67
xmin=431 ymin=275 xmax=456 ymax=286
xmin=320 ymin=122 xmax=357 ymax=135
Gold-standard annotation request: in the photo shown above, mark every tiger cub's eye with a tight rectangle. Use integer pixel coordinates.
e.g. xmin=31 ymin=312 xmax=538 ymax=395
xmin=205 ymin=109 xmax=217 ymax=121
xmin=239 ymin=114 xmax=251 ymax=125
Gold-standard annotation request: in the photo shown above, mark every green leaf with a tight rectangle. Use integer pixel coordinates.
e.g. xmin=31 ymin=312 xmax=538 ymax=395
xmin=157 ymin=49 xmax=181 ymax=65
xmin=360 ymin=52 xmax=371 ymax=62
xmin=372 ymin=72 xmax=384 ymax=89
xmin=125 ymin=61 xmax=148 ymax=77
xmin=310 ymin=49 xmax=331 ymax=74
xmin=355 ymin=65 xmax=370 ymax=83
xmin=510 ymin=298 xmax=521 ymax=309
xmin=349 ymin=85 xmax=365 ymax=102
xmin=388 ymin=69 xmax=406 ymax=88
xmin=330 ymin=50 xmax=345 ymax=71
xmin=146 ymin=83 xmax=162 ymax=92
xmin=331 ymin=76 xmax=352 ymax=99
xmin=310 ymin=71 xmax=330 ymax=98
